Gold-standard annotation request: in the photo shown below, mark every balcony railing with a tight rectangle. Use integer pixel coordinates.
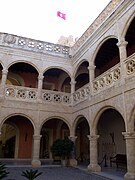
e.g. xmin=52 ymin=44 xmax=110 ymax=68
xmin=0 ymin=33 xmax=70 ymax=58
xmin=5 ymin=85 xmax=38 ymax=101
xmin=42 ymin=89 xmax=71 ymax=104
xmin=3 ymin=53 xmax=135 ymax=105
xmin=5 ymin=85 xmax=71 ymax=105
xmin=124 ymin=53 xmax=135 ymax=76
xmin=73 ymin=84 xmax=90 ymax=103
xmin=92 ymin=63 xmax=121 ymax=93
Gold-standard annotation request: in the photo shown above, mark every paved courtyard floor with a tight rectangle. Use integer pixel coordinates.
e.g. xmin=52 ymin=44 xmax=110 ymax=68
xmin=5 ymin=166 xmax=113 ymax=180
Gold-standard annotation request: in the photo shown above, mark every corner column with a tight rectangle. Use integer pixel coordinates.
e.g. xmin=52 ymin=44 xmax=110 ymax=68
xmin=88 ymin=65 xmax=96 ymax=94
xmin=122 ymin=132 xmax=135 ymax=180
xmin=31 ymin=134 xmax=42 ymax=167
xmin=70 ymin=77 xmax=76 ymax=104
xmin=87 ymin=135 xmax=101 ymax=172
xmin=117 ymin=39 xmax=128 ymax=78
xmin=0 ymin=69 xmax=8 ymax=97
xmin=69 ymin=136 xmax=77 ymax=166
xmin=37 ymin=74 xmax=44 ymax=101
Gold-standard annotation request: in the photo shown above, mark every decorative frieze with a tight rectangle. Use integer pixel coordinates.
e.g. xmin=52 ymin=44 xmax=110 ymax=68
xmin=93 ymin=65 xmax=121 ymax=92
xmin=72 ymin=0 xmax=122 ymax=53
xmin=0 ymin=33 xmax=70 ymax=57
xmin=42 ymin=90 xmax=71 ymax=105
xmin=73 ymin=83 xmax=90 ymax=103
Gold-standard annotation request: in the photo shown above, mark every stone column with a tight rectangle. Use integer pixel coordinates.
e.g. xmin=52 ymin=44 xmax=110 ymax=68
xmin=0 ymin=69 xmax=8 ymax=97
xmin=70 ymin=77 xmax=76 ymax=94
xmin=87 ymin=135 xmax=101 ymax=172
xmin=117 ymin=39 xmax=128 ymax=61
xmin=37 ymin=74 xmax=44 ymax=101
xmin=122 ymin=132 xmax=135 ymax=180
xmin=88 ymin=65 xmax=96 ymax=94
xmin=117 ymin=39 xmax=128 ymax=79
xmin=70 ymin=77 xmax=76 ymax=104
xmin=69 ymin=136 xmax=77 ymax=166
xmin=31 ymin=134 xmax=42 ymax=167
xmin=88 ymin=64 xmax=96 ymax=82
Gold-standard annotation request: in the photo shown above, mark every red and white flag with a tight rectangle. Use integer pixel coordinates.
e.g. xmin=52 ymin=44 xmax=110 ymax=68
xmin=57 ymin=11 xmax=66 ymax=20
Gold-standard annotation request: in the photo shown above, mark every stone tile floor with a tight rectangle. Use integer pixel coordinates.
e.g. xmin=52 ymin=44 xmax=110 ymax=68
xmin=4 ymin=166 xmax=125 ymax=180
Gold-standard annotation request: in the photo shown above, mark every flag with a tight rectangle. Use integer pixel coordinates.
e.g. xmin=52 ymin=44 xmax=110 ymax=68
xmin=57 ymin=11 xmax=66 ymax=20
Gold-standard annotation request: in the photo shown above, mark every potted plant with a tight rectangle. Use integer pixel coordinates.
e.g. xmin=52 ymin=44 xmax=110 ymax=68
xmin=21 ymin=169 xmax=42 ymax=180
xmin=51 ymin=137 xmax=73 ymax=166
xmin=0 ymin=162 xmax=9 ymax=179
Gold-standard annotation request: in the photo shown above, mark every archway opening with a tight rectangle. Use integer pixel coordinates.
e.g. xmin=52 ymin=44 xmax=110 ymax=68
xmin=8 ymin=62 xmax=38 ymax=87
xmin=75 ymin=117 xmax=90 ymax=165
xmin=125 ymin=17 xmax=135 ymax=57
xmin=43 ymin=68 xmax=71 ymax=92
xmin=75 ymin=61 xmax=89 ymax=91
xmin=0 ymin=115 xmax=34 ymax=159
xmin=40 ymin=118 xmax=70 ymax=159
xmin=97 ymin=109 xmax=126 ymax=169
xmin=95 ymin=38 xmax=119 ymax=77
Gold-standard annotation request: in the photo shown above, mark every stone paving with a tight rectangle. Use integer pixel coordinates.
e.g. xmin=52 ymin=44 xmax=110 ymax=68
xmin=5 ymin=166 xmax=112 ymax=180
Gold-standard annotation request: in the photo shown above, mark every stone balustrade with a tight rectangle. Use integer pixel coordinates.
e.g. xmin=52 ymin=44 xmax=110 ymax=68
xmin=3 ymin=53 xmax=135 ymax=105
xmin=73 ymin=83 xmax=90 ymax=104
xmin=5 ymin=85 xmax=38 ymax=101
xmin=125 ymin=53 xmax=135 ymax=75
xmin=0 ymin=33 xmax=70 ymax=57
xmin=5 ymin=85 xmax=71 ymax=105
xmin=42 ymin=90 xmax=71 ymax=104
xmin=92 ymin=63 xmax=121 ymax=93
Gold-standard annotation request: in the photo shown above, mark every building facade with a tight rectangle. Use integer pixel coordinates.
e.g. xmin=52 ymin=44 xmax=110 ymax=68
xmin=0 ymin=0 xmax=135 ymax=179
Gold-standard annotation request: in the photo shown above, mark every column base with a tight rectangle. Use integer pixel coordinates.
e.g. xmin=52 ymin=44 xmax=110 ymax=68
xmin=87 ymin=163 xmax=101 ymax=172
xmin=124 ymin=172 xmax=135 ymax=180
xmin=31 ymin=159 xmax=41 ymax=168
xmin=69 ymin=159 xmax=77 ymax=166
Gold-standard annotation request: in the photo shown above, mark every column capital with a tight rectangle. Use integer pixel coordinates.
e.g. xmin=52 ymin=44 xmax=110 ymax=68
xmin=117 ymin=40 xmax=128 ymax=47
xmin=38 ymin=74 xmax=44 ymax=80
xmin=2 ymin=69 xmax=8 ymax=75
xmin=122 ymin=132 xmax=135 ymax=139
xmin=87 ymin=135 xmax=99 ymax=141
xmin=69 ymin=136 xmax=77 ymax=142
xmin=88 ymin=65 xmax=96 ymax=71
xmin=70 ymin=80 xmax=76 ymax=85
xmin=33 ymin=134 xmax=42 ymax=140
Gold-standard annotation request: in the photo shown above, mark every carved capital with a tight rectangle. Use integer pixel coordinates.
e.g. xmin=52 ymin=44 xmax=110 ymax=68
xmin=69 ymin=136 xmax=77 ymax=142
xmin=122 ymin=132 xmax=135 ymax=140
xmin=87 ymin=135 xmax=99 ymax=141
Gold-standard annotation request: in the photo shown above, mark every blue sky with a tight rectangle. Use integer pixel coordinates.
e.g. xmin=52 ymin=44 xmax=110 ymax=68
xmin=0 ymin=0 xmax=110 ymax=43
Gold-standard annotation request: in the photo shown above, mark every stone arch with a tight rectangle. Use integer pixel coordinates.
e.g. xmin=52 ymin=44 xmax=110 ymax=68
xmin=91 ymin=36 xmax=118 ymax=66
xmin=39 ymin=116 xmax=71 ymax=159
xmin=72 ymin=115 xmax=90 ymax=135
xmin=93 ymin=37 xmax=119 ymax=77
xmin=95 ymin=107 xmax=126 ymax=166
xmin=73 ymin=59 xmax=89 ymax=78
xmin=43 ymin=66 xmax=71 ymax=78
xmin=0 ymin=113 xmax=36 ymax=132
xmin=121 ymin=12 xmax=135 ymax=38
xmin=7 ymin=60 xmax=40 ymax=74
xmin=40 ymin=116 xmax=71 ymax=133
xmin=0 ymin=113 xmax=35 ymax=159
xmin=91 ymin=106 xmax=125 ymax=134
xmin=42 ymin=67 xmax=71 ymax=92
xmin=7 ymin=61 xmax=39 ymax=88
